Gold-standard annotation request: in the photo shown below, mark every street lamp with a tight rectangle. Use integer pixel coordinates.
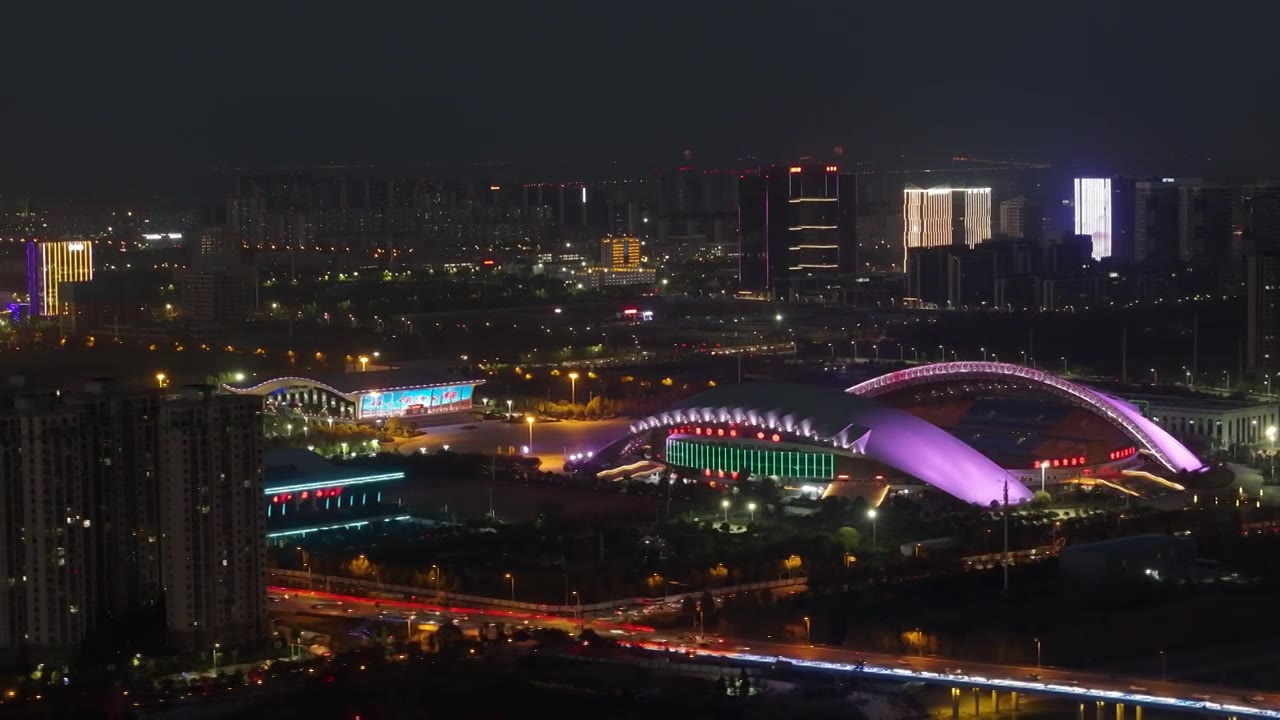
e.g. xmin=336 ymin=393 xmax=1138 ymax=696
xmin=358 ymin=355 xmax=370 ymax=372
xmin=506 ymin=399 xmax=513 ymax=418
xmin=1035 ymin=637 xmax=1042 ymax=668
xmin=802 ymin=616 xmax=811 ymax=644
xmin=525 ymin=416 xmax=534 ymax=453
xmin=568 ymin=372 xmax=579 ymax=405
xmin=155 ymin=372 xmax=167 ymax=389
xmin=1268 ymin=425 xmax=1277 ymax=450
xmin=407 ymin=614 xmax=417 ymax=638
xmin=504 ymin=572 xmax=516 ymax=601
xmin=747 ymin=502 xmax=757 ymax=523
xmin=721 ymin=499 xmax=730 ymax=523
xmin=1039 ymin=460 xmax=1050 ymax=492
xmin=867 ymin=508 xmax=878 ymax=549
xmin=212 ymin=642 xmax=221 ymax=674
xmin=571 ymin=590 xmax=582 ymax=631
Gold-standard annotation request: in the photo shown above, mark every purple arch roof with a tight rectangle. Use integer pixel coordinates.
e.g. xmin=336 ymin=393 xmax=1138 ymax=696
xmin=630 ymin=383 xmax=1033 ymax=506
xmin=845 ymin=362 xmax=1203 ymax=474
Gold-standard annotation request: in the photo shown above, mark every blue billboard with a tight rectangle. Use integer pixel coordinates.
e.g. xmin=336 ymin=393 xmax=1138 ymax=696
xmin=358 ymin=383 xmax=475 ymax=419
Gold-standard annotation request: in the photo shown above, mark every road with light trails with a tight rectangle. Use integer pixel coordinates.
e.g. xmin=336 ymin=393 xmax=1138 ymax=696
xmin=662 ymin=639 xmax=1280 ymax=719
xmin=268 ymin=587 xmax=654 ymax=637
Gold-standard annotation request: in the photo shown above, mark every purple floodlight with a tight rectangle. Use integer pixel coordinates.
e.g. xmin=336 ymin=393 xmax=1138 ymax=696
xmin=847 ymin=362 xmax=1203 ymax=474
xmin=629 ymin=383 xmax=1033 ymax=507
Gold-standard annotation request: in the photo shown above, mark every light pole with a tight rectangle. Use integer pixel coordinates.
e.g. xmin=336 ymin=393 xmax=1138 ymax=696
xmin=1268 ymin=425 xmax=1277 ymax=451
xmin=1151 ymin=368 xmax=1158 ymax=385
xmin=1035 ymin=637 xmax=1042 ymax=668
xmin=155 ymin=372 xmax=167 ymax=389
xmin=867 ymin=508 xmax=878 ymax=549
xmin=504 ymin=572 xmax=516 ymax=601
xmin=721 ymin=499 xmax=730 ymax=523
xmin=571 ymin=590 xmax=582 ymax=632
xmin=1159 ymin=650 xmax=1167 ymax=681
xmin=407 ymin=614 xmax=417 ymax=639
xmin=297 ymin=546 xmax=312 ymax=589
xmin=430 ymin=564 xmax=441 ymax=599
xmin=568 ymin=372 xmax=579 ymax=405
xmin=525 ymin=416 xmax=534 ymax=453
xmin=212 ymin=642 xmax=221 ymax=674
xmin=506 ymin=399 xmax=513 ymax=418
xmin=1061 ymin=357 xmax=1068 ymax=374
xmin=359 ymin=355 xmax=369 ymax=372
xmin=747 ymin=502 xmax=757 ymax=523
xmin=1039 ymin=460 xmax=1049 ymax=492
xmin=803 ymin=616 xmax=811 ymax=644
xmin=980 ymin=347 xmax=988 ymax=361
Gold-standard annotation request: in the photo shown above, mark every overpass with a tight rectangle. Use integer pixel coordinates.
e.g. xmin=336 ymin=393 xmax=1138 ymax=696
xmin=628 ymin=640 xmax=1277 ymax=720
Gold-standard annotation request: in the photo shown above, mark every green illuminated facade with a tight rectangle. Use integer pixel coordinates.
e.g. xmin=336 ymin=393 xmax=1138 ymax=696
xmin=665 ymin=439 xmax=835 ymax=480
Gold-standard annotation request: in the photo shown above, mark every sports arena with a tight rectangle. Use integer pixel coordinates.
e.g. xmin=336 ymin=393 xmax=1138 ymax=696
xmin=619 ymin=362 xmax=1203 ymax=506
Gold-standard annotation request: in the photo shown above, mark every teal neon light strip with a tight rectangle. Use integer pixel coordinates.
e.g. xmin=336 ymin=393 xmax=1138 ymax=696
xmin=665 ymin=439 xmax=834 ymax=480
xmin=264 ymin=472 xmax=404 ymax=494
xmin=265 ymin=515 xmax=412 ymax=538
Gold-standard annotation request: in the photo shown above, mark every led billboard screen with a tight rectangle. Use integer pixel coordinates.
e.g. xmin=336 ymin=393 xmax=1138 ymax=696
xmin=358 ymin=383 xmax=475 ymax=419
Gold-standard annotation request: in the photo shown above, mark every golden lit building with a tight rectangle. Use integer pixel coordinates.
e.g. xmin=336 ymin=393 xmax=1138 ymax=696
xmin=600 ymin=235 xmax=642 ymax=270
xmin=27 ymin=240 xmax=94 ymax=316
xmin=902 ymin=186 xmax=992 ymax=266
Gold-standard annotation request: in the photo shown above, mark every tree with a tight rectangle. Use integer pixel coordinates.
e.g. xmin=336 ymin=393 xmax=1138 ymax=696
xmin=836 ymin=526 xmax=861 ymax=552
xmin=348 ymin=554 xmax=375 ymax=578
xmin=1031 ymin=490 xmax=1053 ymax=507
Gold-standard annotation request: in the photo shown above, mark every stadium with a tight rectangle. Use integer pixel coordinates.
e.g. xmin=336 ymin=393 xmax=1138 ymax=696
xmin=619 ymin=362 xmax=1203 ymax=507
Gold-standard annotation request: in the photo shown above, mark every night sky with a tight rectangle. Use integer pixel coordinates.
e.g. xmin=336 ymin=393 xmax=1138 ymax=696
xmin=4 ymin=1 xmax=1278 ymax=199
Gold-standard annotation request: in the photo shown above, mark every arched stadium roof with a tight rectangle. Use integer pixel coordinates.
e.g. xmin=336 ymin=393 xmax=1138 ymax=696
xmin=845 ymin=362 xmax=1203 ymax=474
xmin=631 ymin=383 xmax=1033 ymax=506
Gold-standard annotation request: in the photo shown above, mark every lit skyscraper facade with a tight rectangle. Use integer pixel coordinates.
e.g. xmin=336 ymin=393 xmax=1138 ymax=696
xmin=26 ymin=241 xmax=94 ymax=316
xmin=1074 ymin=178 xmax=1113 ymax=260
xmin=739 ymin=165 xmax=856 ymax=299
xmin=902 ymin=186 xmax=992 ymax=265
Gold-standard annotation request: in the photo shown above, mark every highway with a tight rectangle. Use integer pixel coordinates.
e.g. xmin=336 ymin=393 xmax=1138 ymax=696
xmin=655 ymin=640 xmax=1280 ymax=719
xmin=272 ymin=587 xmax=1280 ymax=719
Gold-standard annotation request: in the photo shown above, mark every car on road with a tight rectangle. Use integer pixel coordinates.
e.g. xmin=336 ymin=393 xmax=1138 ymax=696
xmin=1244 ymin=696 xmax=1265 ymax=704
xmin=1128 ymin=685 xmax=1149 ymax=692
xmin=1026 ymin=673 xmax=1041 ymax=681
xmin=1191 ymin=694 xmax=1212 ymax=701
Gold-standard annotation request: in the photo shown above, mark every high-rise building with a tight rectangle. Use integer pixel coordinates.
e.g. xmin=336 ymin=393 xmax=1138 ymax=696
xmin=158 ymin=390 xmax=265 ymax=652
xmin=26 ymin=240 xmax=94 ymax=316
xmin=179 ymin=273 xmax=247 ymax=328
xmin=999 ymin=196 xmax=1041 ymax=243
xmin=1074 ymin=179 xmax=1113 ymax=260
xmin=0 ymin=383 xmax=263 ymax=662
xmin=0 ymin=397 xmax=96 ymax=659
xmin=599 ymin=235 xmax=642 ymax=269
xmin=1247 ymin=251 xmax=1280 ymax=376
xmin=902 ymin=186 xmax=992 ymax=266
xmin=738 ymin=165 xmax=856 ymax=299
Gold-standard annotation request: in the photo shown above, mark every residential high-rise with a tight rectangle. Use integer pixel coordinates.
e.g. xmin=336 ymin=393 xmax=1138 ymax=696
xmin=158 ymin=389 xmax=265 ymax=652
xmin=0 ymin=383 xmax=263 ymax=662
xmin=902 ymin=186 xmax=992 ymax=266
xmin=26 ymin=240 xmax=94 ymax=316
xmin=738 ymin=165 xmax=856 ymax=300
xmin=179 ymin=273 xmax=247 ymax=328
xmin=1247 ymin=251 xmax=1280 ymax=375
xmin=0 ymin=398 xmax=96 ymax=659
xmin=999 ymin=196 xmax=1041 ymax=243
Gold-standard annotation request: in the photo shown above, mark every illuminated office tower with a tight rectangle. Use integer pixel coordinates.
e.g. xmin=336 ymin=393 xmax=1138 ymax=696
xmin=158 ymin=389 xmax=265 ymax=651
xmin=902 ymin=186 xmax=992 ymax=265
xmin=1074 ymin=178 xmax=1113 ymax=260
xmin=739 ymin=165 xmax=856 ymax=299
xmin=599 ymin=235 xmax=642 ymax=269
xmin=26 ymin=240 xmax=94 ymax=316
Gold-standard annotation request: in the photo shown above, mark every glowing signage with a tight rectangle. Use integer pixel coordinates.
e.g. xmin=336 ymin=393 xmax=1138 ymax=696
xmin=358 ymin=384 xmax=475 ymax=419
